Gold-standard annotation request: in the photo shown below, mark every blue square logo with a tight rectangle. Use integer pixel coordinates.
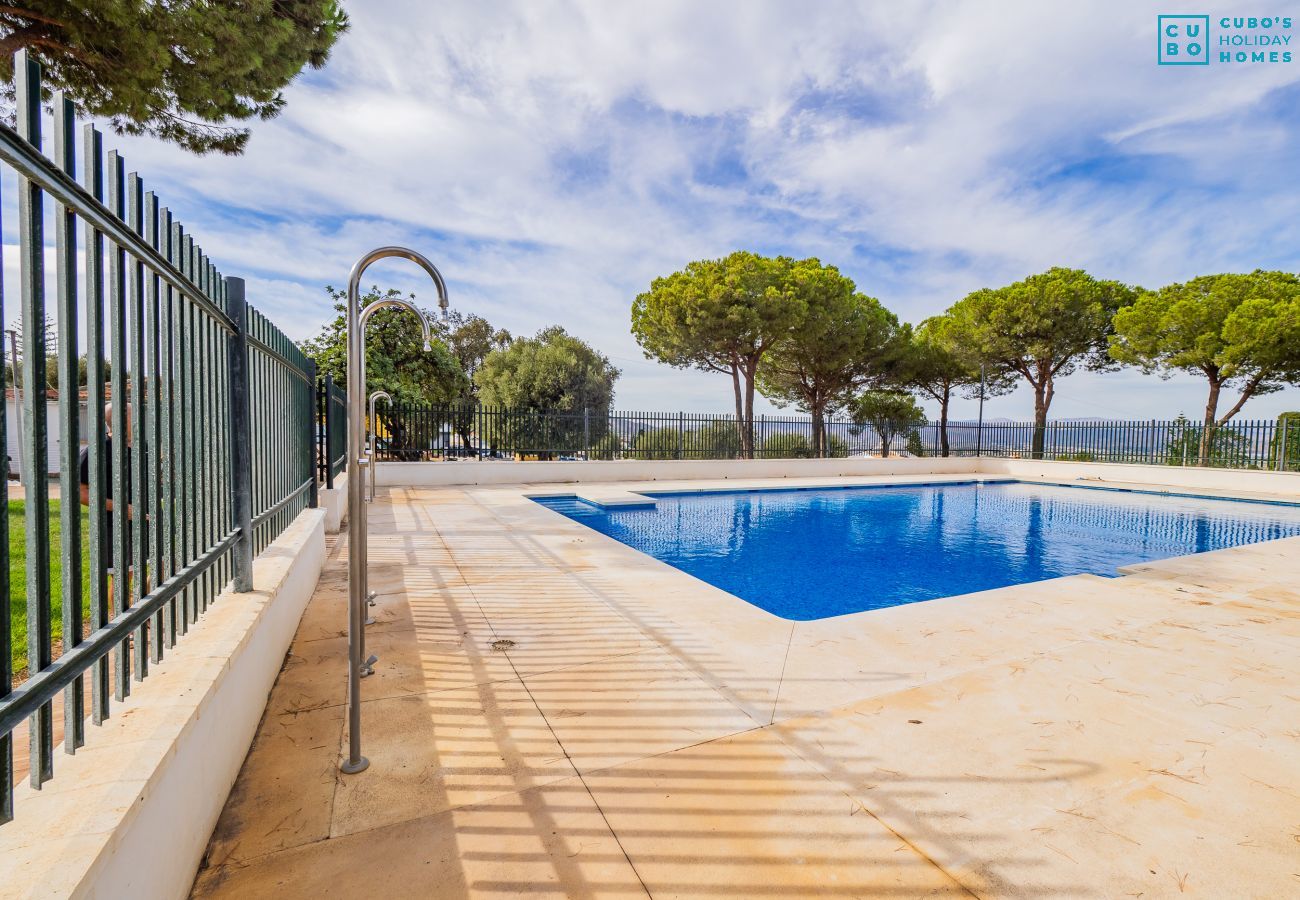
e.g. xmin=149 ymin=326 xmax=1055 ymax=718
xmin=1159 ymin=15 xmax=1210 ymax=64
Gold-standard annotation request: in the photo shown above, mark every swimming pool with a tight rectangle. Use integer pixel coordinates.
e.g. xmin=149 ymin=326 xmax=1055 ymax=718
xmin=533 ymin=481 xmax=1300 ymax=620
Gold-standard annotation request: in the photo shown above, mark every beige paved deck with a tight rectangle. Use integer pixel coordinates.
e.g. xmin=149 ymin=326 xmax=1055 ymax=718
xmin=192 ymin=475 xmax=1300 ymax=899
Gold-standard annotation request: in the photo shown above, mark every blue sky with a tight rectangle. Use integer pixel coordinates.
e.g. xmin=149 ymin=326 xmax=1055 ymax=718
xmin=46 ymin=0 xmax=1300 ymax=420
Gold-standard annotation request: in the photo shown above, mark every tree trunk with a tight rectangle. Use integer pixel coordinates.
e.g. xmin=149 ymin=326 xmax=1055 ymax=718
xmin=811 ymin=401 xmax=826 ymax=458
xmin=1200 ymin=379 xmax=1221 ymax=467
xmin=742 ymin=359 xmax=757 ymax=460
xmin=458 ymin=415 xmax=473 ymax=451
xmin=939 ymin=390 xmax=950 ymax=458
xmin=880 ymin=433 xmax=891 ymax=458
xmin=1031 ymin=374 xmax=1054 ymax=460
xmin=730 ymin=364 xmax=746 ymax=459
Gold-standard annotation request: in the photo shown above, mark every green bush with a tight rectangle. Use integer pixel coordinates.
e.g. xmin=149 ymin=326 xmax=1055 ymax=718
xmin=588 ymin=432 xmax=623 ymax=460
xmin=688 ymin=420 xmax=742 ymax=459
xmin=759 ymin=433 xmax=813 ymax=459
xmin=631 ymin=427 xmax=681 ymax=460
xmin=1270 ymin=412 xmax=1300 ymax=471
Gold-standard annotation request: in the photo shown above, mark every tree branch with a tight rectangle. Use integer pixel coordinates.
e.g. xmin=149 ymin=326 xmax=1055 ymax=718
xmin=1215 ymin=371 xmax=1269 ymax=425
xmin=1010 ymin=360 xmax=1038 ymax=386
xmin=0 ymin=23 xmax=42 ymax=59
xmin=0 ymin=7 xmax=68 ymax=28
xmin=1049 ymin=353 xmax=1076 ymax=378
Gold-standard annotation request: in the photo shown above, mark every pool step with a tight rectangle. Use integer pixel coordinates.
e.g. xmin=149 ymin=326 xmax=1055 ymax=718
xmin=574 ymin=488 xmax=657 ymax=510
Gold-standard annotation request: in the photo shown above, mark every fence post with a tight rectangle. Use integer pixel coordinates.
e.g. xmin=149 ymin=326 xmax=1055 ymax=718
xmin=583 ymin=406 xmax=590 ymax=455
xmin=307 ymin=359 xmax=319 ymax=507
xmin=323 ymin=374 xmax=336 ymax=489
xmin=224 ymin=276 xmax=254 ymax=593
xmin=16 ymin=51 xmax=54 ymax=787
xmin=1278 ymin=419 xmax=1289 ymax=472
xmin=677 ymin=411 xmax=684 ymax=459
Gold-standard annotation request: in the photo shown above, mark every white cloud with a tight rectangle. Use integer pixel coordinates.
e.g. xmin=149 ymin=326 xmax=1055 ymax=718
xmin=70 ymin=0 xmax=1300 ymax=420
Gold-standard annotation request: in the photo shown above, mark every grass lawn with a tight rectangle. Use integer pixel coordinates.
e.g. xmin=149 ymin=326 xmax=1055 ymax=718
xmin=8 ymin=498 xmax=92 ymax=678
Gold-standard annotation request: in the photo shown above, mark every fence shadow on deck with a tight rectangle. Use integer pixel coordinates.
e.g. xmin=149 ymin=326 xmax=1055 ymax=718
xmin=191 ymin=488 xmax=1102 ymax=898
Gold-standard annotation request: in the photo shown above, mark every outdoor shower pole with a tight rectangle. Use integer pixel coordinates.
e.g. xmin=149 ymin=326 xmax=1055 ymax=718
xmin=368 ymin=390 xmax=392 ymax=503
xmin=342 ymin=247 xmax=449 ymax=775
xmin=356 ymin=299 xmax=434 ymax=676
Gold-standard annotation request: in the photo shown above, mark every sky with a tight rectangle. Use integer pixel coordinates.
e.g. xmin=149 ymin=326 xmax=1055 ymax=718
xmin=19 ymin=0 xmax=1300 ymax=421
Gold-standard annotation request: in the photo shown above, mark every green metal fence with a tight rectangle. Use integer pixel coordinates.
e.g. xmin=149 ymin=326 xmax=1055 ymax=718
xmin=317 ymin=374 xmax=347 ymax=488
xmin=0 ymin=51 xmax=319 ymax=825
xmin=245 ymin=305 xmax=318 ymax=555
xmin=378 ymin=402 xmax=1300 ymax=471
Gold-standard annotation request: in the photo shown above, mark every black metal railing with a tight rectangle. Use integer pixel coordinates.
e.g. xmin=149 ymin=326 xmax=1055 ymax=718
xmin=0 ymin=51 xmax=317 ymax=824
xmin=316 ymin=374 xmax=347 ymax=488
xmin=375 ymin=403 xmax=1300 ymax=471
xmin=246 ymin=306 xmax=317 ymax=555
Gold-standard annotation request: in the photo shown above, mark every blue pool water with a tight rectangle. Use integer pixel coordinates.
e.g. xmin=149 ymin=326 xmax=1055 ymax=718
xmin=533 ymin=482 xmax=1300 ymax=620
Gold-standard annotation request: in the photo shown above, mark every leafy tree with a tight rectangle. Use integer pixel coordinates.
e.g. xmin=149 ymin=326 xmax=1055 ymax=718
xmin=1112 ymin=271 xmax=1300 ymax=465
xmin=896 ymin=314 xmax=1012 ymax=457
xmin=633 ymin=251 xmax=804 ymax=458
xmin=446 ymin=312 xmax=512 ymax=384
xmin=948 ymin=268 xmax=1136 ymax=459
xmin=905 ymin=430 xmax=926 ymax=458
xmin=4 ymin=318 xmax=113 ymax=393
xmin=1269 ymin=411 xmax=1300 ymax=471
xmin=441 ymin=311 xmax=512 ymax=450
xmin=1163 ymin=414 xmax=1249 ymax=468
xmin=756 ymin=260 xmax=900 ymax=458
xmin=39 ymin=355 xmax=111 ymax=391
xmin=474 ymin=326 xmax=619 ymax=458
xmin=849 ymin=390 xmax=927 ymax=458
xmin=301 ymin=287 xmax=467 ymax=405
xmin=4 ymin=314 xmax=54 ymax=388
xmin=300 ymin=287 xmax=468 ymax=458
xmin=0 ymin=2 xmax=348 ymax=155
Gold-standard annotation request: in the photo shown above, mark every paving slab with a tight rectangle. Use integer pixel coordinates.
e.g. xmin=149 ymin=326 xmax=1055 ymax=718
xmin=203 ymin=705 xmax=344 ymax=867
xmin=582 ymin=727 xmax=972 ymax=898
xmin=521 ymin=647 xmax=762 ymax=774
xmin=194 ymin=778 xmax=647 ymax=899
xmin=331 ymin=680 xmax=578 ymax=838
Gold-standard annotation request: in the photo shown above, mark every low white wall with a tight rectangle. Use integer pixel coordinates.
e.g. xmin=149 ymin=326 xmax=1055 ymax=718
xmin=989 ymin=458 xmax=1300 ymax=498
xmin=319 ymin=471 xmax=349 ymax=532
xmin=0 ymin=508 xmax=327 ymax=900
xmin=376 ymin=455 xmax=1299 ymax=498
xmin=376 ymin=455 xmax=981 ymax=486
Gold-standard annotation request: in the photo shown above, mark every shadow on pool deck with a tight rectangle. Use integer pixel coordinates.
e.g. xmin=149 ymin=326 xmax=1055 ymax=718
xmin=191 ymin=481 xmax=1300 ymax=899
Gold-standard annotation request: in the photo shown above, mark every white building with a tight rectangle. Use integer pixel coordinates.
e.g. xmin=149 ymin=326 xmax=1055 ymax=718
xmin=5 ymin=389 xmax=90 ymax=477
